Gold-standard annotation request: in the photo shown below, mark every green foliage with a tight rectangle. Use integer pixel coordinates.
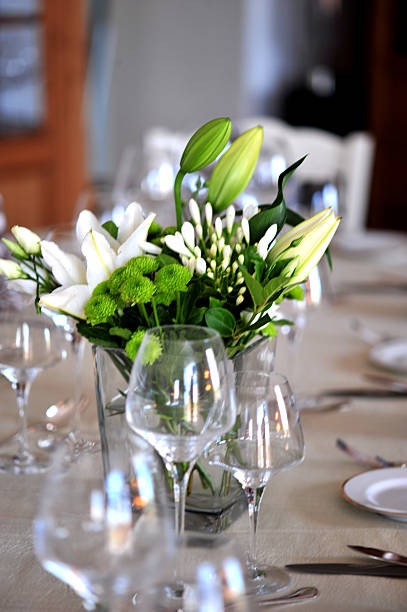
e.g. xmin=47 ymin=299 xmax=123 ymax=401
xmin=102 ymin=220 xmax=118 ymax=239
xmin=205 ymin=308 xmax=236 ymax=337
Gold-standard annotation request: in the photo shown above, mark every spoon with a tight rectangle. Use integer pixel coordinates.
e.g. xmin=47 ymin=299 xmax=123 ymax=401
xmin=348 ymin=545 xmax=407 ymax=568
xmin=257 ymin=586 xmax=319 ymax=607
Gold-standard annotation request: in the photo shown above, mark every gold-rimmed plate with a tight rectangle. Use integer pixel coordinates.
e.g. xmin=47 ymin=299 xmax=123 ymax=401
xmin=341 ymin=467 xmax=407 ymax=522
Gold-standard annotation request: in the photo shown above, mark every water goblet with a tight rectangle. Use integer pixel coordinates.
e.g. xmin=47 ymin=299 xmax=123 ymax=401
xmin=125 ymin=325 xmax=236 ymax=602
xmin=34 ymin=439 xmax=175 ymax=611
xmin=207 ymin=371 xmax=305 ymax=596
xmin=0 ymin=313 xmax=67 ymax=473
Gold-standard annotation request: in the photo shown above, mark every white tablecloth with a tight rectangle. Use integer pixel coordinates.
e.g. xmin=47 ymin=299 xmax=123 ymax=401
xmin=1 ymin=247 xmax=407 ymax=611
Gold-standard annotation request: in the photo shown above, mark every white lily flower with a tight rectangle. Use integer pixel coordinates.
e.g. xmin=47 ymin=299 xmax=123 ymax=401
xmin=41 ymin=241 xmax=86 ymax=286
xmin=138 ymin=240 xmax=162 ymax=255
xmin=189 ymin=199 xmax=201 ymax=225
xmin=257 ymin=224 xmax=278 ymax=259
xmin=76 ymin=209 xmax=119 ymax=249
xmin=11 ymin=226 xmax=41 ymax=255
xmin=164 ymin=233 xmax=193 ymax=258
xmin=0 ymin=258 xmax=26 ymax=279
xmin=39 ymin=285 xmax=91 ymax=319
xmin=226 ymin=205 xmax=235 ymax=233
xmin=81 ymin=230 xmax=116 ymax=290
xmin=116 ymin=213 xmax=158 ymax=266
xmin=117 ymin=201 xmax=144 ymax=243
xmin=181 ymin=221 xmax=195 ymax=250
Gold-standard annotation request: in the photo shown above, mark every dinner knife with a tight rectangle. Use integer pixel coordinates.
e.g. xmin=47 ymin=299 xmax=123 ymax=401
xmin=319 ymin=388 xmax=407 ymax=398
xmin=286 ymin=563 xmax=407 ymax=577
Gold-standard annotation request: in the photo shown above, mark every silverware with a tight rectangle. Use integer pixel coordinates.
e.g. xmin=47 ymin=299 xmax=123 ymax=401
xmin=257 ymin=586 xmax=319 ymax=607
xmin=285 ymin=563 xmax=407 ymax=577
xmin=335 ymin=438 xmax=401 ymax=469
xmin=347 ymin=545 xmax=407 ymax=568
xmin=320 ymin=387 xmax=407 ymax=398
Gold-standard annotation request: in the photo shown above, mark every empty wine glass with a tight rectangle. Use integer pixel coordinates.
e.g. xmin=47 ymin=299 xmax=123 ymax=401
xmin=125 ymin=325 xmax=236 ymax=602
xmin=207 ymin=371 xmax=304 ymax=596
xmin=34 ymin=440 xmax=175 ymax=611
xmin=0 ymin=313 xmax=67 ymax=473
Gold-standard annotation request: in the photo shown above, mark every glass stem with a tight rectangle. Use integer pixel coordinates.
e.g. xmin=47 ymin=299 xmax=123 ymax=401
xmin=70 ymin=329 xmax=85 ymax=439
xmin=13 ymin=380 xmax=33 ymax=463
xmin=244 ymin=486 xmax=265 ymax=568
xmin=167 ymin=461 xmax=195 ymax=536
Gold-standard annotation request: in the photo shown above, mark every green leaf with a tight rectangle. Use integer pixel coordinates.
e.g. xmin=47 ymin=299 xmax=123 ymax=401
xmin=187 ymin=307 xmax=206 ymax=325
xmin=109 ymin=327 xmax=132 ymax=340
xmin=285 ymin=208 xmax=305 ymax=227
xmin=238 ymin=266 xmax=264 ymax=306
xmin=102 ymin=221 xmax=118 ymax=239
xmin=205 ymin=308 xmax=236 ymax=337
xmin=248 ymin=200 xmax=287 ymax=244
xmin=156 ymin=253 xmax=179 ymax=267
xmin=284 ymin=285 xmax=304 ymax=301
xmin=263 ymin=276 xmax=289 ymax=301
xmin=209 ymin=297 xmax=225 ymax=309
xmin=260 ymin=322 xmax=277 ymax=337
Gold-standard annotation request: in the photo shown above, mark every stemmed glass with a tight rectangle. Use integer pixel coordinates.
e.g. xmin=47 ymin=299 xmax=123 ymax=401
xmin=34 ymin=440 xmax=175 ymax=611
xmin=0 ymin=314 xmax=67 ymax=473
xmin=207 ymin=371 xmax=305 ymax=595
xmin=125 ymin=325 xmax=236 ymax=600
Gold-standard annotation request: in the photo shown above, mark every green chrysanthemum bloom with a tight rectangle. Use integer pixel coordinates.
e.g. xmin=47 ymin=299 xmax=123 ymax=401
xmin=127 ymin=256 xmax=159 ymax=276
xmin=120 ymin=276 xmax=156 ymax=305
xmin=108 ymin=265 xmax=133 ymax=294
xmin=155 ymin=264 xmax=192 ymax=294
xmin=125 ymin=329 xmax=146 ymax=361
xmin=92 ymin=280 xmax=110 ymax=296
xmin=85 ymin=294 xmax=118 ymax=325
xmin=141 ymin=334 xmax=162 ymax=365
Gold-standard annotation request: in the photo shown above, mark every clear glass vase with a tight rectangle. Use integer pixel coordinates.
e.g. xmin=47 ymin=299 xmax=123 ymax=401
xmin=93 ymin=335 xmax=277 ymax=533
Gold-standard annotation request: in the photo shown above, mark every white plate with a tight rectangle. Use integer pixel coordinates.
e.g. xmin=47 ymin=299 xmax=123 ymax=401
xmin=369 ymin=339 xmax=407 ymax=374
xmin=335 ymin=230 xmax=406 ymax=258
xmin=342 ymin=468 xmax=407 ymax=521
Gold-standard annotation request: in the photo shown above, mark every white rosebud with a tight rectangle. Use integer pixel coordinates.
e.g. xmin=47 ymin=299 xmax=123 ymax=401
xmin=0 ymin=258 xmax=27 ymax=279
xmin=211 ymin=232 xmax=217 ymax=243
xmin=207 ymin=270 xmax=214 ymax=279
xmin=217 ymin=237 xmax=225 ymax=251
xmin=215 ymin=217 xmax=223 ymax=240
xmin=237 ymin=275 xmax=244 ymax=285
xmin=238 ymin=286 xmax=246 ymax=295
xmin=221 ymin=260 xmax=228 ymax=271
xmin=236 ymin=295 xmax=244 ymax=306
xmin=11 ymin=226 xmax=41 ymax=255
xmin=226 ymin=205 xmax=235 ymax=233
xmin=227 ymin=286 xmax=233 ymax=293
xmin=223 ymin=245 xmax=231 ymax=261
xmin=195 ymin=257 xmax=207 ymax=275
xmin=181 ymin=221 xmax=195 ymax=249
xmin=205 ymin=203 xmax=213 ymax=226
xmin=209 ymin=243 xmax=217 ymax=258
xmin=238 ymin=254 xmax=244 ymax=265
xmin=235 ymin=243 xmax=241 ymax=254
xmin=210 ymin=260 xmax=216 ymax=271
xmin=195 ymin=223 xmax=203 ymax=240
xmin=241 ymin=217 xmax=250 ymax=244
xmin=193 ymin=246 xmax=201 ymax=257
xmin=232 ymin=261 xmax=239 ymax=273
xmin=236 ymin=227 xmax=243 ymax=243
xmin=189 ymin=199 xmax=201 ymax=225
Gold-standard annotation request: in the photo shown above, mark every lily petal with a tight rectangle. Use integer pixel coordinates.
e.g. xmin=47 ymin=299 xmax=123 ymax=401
xmin=81 ymin=230 xmax=116 ymax=290
xmin=117 ymin=202 xmax=144 ymax=244
xmin=76 ymin=210 xmax=119 ymax=250
xmin=39 ymin=285 xmax=91 ymax=319
xmin=163 ymin=233 xmax=192 ymax=258
xmin=115 ymin=212 xmax=156 ymax=267
xmin=139 ymin=240 xmax=162 ymax=255
xmin=41 ymin=240 xmax=86 ymax=286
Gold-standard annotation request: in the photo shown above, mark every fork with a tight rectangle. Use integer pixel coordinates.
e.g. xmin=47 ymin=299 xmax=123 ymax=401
xmin=336 ymin=438 xmax=404 ymax=469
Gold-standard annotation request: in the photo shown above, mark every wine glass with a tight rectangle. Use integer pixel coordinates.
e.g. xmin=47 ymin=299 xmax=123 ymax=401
xmin=207 ymin=371 xmax=304 ymax=596
xmin=34 ymin=440 xmax=175 ymax=611
xmin=0 ymin=313 xmax=68 ymax=473
xmin=125 ymin=325 xmax=236 ymax=601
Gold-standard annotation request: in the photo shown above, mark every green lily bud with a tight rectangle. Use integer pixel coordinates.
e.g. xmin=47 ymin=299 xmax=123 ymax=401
xmin=2 ymin=237 xmax=28 ymax=259
xmin=0 ymin=258 xmax=28 ymax=279
xmin=180 ymin=117 xmax=232 ymax=173
xmin=208 ymin=126 xmax=263 ymax=213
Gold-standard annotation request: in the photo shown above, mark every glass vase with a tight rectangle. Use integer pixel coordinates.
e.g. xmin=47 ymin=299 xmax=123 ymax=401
xmin=93 ymin=335 xmax=276 ymax=532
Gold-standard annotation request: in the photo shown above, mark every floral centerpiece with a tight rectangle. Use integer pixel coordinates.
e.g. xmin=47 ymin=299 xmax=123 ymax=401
xmin=0 ymin=117 xmax=339 ymax=361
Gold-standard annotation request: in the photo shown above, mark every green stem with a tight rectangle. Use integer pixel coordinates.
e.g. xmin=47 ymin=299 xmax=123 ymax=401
xmin=138 ymin=303 xmax=150 ymax=326
xmin=175 ymin=292 xmax=181 ymax=323
xmin=151 ymin=297 xmax=160 ymax=327
xmin=174 ymin=169 xmax=185 ymax=230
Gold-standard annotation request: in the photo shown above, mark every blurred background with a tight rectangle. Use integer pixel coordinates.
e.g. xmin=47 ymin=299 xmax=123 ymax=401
xmin=0 ymin=0 xmax=405 ymax=233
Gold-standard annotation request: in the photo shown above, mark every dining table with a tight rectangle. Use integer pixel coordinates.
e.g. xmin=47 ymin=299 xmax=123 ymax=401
xmin=0 ymin=234 xmax=407 ymax=611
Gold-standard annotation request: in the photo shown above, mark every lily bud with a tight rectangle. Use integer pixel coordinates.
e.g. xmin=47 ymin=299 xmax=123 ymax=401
xmin=195 ymin=257 xmax=207 ymax=275
xmin=2 ymin=238 xmax=28 ymax=259
xmin=205 ymin=203 xmax=213 ymax=226
xmin=0 ymin=258 xmax=27 ymax=279
xmin=208 ymin=126 xmax=263 ymax=213
xmin=226 ymin=205 xmax=235 ymax=233
xmin=180 ymin=117 xmax=232 ymax=173
xmin=11 ymin=226 xmax=41 ymax=255
xmin=188 ymin=199 xmax=201 ymax=225
xmin=181 ymin=221 xmax=195 ymax=249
